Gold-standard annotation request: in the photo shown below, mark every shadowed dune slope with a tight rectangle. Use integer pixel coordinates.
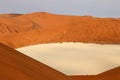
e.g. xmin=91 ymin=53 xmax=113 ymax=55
xmin=70 ymin=76 xmax=95 ymax=80
xmin=0 ymin=14 xmax=22 ymax=18
xmin=0 ymin=43 xmax=73 ymax=80
xmin=97 ymin=67 xmax=120 ymax=80
xmin=0 ymin=12 xmax=120 ymax=48
xmin=70 ymin=67 xmax=120 ymax=80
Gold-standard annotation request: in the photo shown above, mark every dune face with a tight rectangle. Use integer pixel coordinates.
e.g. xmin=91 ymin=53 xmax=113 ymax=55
xmin=0 ymin=43 xmax=73 ymax=80
xmin=0 ymin=12 xmax=120 ymax=48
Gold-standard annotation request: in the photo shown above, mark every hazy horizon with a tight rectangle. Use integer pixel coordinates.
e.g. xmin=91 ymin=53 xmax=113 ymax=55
xmin=0 ymin=0 xmax=120 ymax=18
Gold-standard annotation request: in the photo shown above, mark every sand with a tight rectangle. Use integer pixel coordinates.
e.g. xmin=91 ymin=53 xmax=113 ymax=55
xmin=0 ymin=12 xmax=120 ymax=80
xmin=0 ymin=42 xmax=119 ymax=80
xmin=0 ymin=43 xmax=72 ymax=80
xmin=0 ymin=12 xmax=120 ymax=48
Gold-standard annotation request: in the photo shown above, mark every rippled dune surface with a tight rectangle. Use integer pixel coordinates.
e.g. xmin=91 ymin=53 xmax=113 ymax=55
xmin=0 ymin=12 xmax=120 ymax=48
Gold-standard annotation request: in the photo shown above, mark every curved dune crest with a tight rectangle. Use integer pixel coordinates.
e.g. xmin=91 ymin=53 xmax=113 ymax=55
xmin=0 ymin=12 xmax=120 ymax=48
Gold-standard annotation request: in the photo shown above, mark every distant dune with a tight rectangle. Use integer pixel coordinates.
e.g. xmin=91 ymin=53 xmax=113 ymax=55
xmin=0 ymin=43 xmax=72 ymax=80
xmin=0 ymin=12 xmax=120 ymax=48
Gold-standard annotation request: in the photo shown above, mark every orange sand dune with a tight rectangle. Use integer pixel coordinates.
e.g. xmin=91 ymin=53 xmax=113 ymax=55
xmin=70 ymin=67 xmax=120 ymax=80
xmin=0 ymin=12 xmax=120 ymax=48
xmin=0 ymin=43 xmax=73 ymax=80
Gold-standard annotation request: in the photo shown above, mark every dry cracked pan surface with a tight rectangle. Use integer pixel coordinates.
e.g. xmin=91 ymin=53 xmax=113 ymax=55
xmin=0 ymin=12 xmax=120 ymax=48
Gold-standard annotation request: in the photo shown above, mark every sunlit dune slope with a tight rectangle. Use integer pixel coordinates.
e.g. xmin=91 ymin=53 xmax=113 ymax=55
xmin=0 ymin=43 xmax=72 ymax=80
xmin=0 ymin=12 xmax=120 ymax=48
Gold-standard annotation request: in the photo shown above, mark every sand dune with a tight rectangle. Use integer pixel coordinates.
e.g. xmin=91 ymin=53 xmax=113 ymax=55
xmin=0 ymin=12 xmax=120 ymax=48
xmin=0 ymin=43 xmax=72 ymax=80
xmin=0 ymin=12 xmax=120 ymax=79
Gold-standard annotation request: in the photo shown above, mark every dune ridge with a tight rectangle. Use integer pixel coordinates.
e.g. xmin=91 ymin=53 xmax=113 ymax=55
xmin=0 ymin=12 xmax=120 ymax=48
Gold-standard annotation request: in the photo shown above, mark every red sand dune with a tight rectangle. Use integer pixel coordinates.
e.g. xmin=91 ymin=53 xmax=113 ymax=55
xmin=0 ymin=12 xmax=120 ymax=48
xmin=0 ymin=43 xmax=73 ymax=80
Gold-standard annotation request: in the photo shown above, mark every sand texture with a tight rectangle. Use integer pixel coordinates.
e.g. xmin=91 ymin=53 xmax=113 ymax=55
xmin=0 ymin=12 xmax=120 ymax=48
